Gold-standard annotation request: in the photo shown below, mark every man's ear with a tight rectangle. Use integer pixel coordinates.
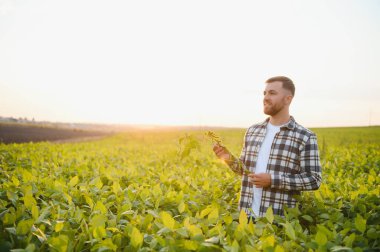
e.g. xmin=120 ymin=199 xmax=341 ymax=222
xmin=286 ymin=95 xmax=293 ymax=105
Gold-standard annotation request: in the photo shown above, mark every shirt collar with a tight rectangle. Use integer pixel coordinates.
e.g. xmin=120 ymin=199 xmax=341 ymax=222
xmin=261 ymin=116 xmax=296 ymax=130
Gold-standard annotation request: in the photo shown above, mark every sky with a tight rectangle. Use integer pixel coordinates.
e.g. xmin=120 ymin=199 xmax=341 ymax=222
xmin=0 ymin=0 xmax=379 ymax=128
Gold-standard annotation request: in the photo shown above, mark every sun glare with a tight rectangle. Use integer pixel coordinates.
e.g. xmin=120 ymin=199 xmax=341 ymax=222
xmin=0 ymin=0 xmax=379 ymax=127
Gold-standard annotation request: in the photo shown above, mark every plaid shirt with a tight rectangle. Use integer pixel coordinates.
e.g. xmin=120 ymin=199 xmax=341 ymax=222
xmin=227 ymin=116 xmax=322 ymax=217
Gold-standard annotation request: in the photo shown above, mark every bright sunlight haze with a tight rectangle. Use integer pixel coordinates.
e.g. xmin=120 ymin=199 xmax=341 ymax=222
xmin=1 ymin=0 xmax=379 ymax=127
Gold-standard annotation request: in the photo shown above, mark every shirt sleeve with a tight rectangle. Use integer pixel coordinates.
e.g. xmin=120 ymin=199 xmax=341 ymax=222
xmin=270 ymin=134 xmax=322 ymax=191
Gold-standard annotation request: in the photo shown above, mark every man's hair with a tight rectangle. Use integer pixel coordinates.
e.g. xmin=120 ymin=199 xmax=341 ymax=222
xmin=266 ymin=76 xmax=295 ymax=96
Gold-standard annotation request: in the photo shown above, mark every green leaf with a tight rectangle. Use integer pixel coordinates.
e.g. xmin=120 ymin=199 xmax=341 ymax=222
xmin=301 ymin=215 xmax=313 ymax=222
xmin=330 ymin=246 xmax=354 ymax=252
xmin=175 ymin=227 xmax=188 ymax=237
xmin=185 ymin=224 xmax=203 ymax=238
xmin=6 ymin=227 xmax=16 ymax=235
xmin=284 ymin=222 xmax=296 ymax=240
xmin=36 ymin=207 xmax=52 ymax=224
xmin=32 ymin=205 xmax=39 ymax=221
xmin=147 ymin=210 xmax=159 ymax=218
xmin=90 ymin=177 xmax=103 ymax=189
xmin=93 ymin=226 xmax=107 ymax=240
xmin=21 ymin=169 xmax=34 ymax=182
xmin=367 ymin=227 xmax=377 ymax=239
xmin=62 ymin=192 xmax=72 ymax=205
xmin=265 ymin=206 xmax=274 ymax=224
xmin=223 ymin=214 xmax=233 ymax=225
xmin=121 ymin=210 xmax=135 ymax=215
xmin=3 ymin=212 xmax=16 ymax=225
xmin=100 ymin=238 xmax=117 ymax=251
xmin=354 ymin=214 xmax=366 ymax=233
xmin=200 ymin=206 xmax=212 ymax=218
xmin=205 ymin=236 xmax=219 ymax=244
xmin=343 ymin=233 xmax=355 ymax=247
xmin=261 ymin=235 xmax=275 ymax=249
xmin=130 ymin=227 xmax=143 ymax=248
xmin=68 ymin=176 xmax=79 ymax=187
xmin=178 ymin=134 xmax=200 ymax=159
xmin=274 ymin=245 xmax=285 ymax=252
xmin=94 ymin=201 xmax=107 ymax=215
xmin=16 ymin=219 xmax=34 ymax=235
xmin=231 ymin=240 xmax=240 ymax=252
xmin=112 ymin=181 xmax=121 ymax=194
xmin=178 ymin=201 xmax=186 ymax=213
xmin=183 ymin=240 xmax=198 ymax=250
xmin=239 ymin=210 xmax=247 ymax=226
xmin=12 ymin=244 xmax=36 ymax=252
xmin=12 ymin=176 xmax=20 ymax=187
xmin=317 ymin=224 xmax=333 ymax=239
xmin=208 ymin=207 xmax=219 ymax=223
xmin=84 ymin=196 xmax=94 ymax=209
xmin=90 ymin=214 xmax=107 ymax=228
xmin=6 ymin=191 xmax=18 ymax=203
xmin=315 ymin=230 xmax=327 ymax=246
xmin=49 ymin=234 xmax=69 ymax=252
xmin=160 ymin=211 xmax=175 ymax=230
xmin=32 ymin=225 xmax=48 ymax=243
xmin=106 ymin=227 xmax=120 ymax=233
xmin=55 ymin=221 xmax=64 ymax=232
xmin=24 ymin=194 xmax=37 ymax=210
xmin=205 ymin=131 xmax=222 ymax=144
xmin=25 ymin=243 xmax=36 ymax=252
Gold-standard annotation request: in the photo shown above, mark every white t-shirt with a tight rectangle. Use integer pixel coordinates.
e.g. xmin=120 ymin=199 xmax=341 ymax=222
xmin=251 ymin=122 xmax=281 ymax=217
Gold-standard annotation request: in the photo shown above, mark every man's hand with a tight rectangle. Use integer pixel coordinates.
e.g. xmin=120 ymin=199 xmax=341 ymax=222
xmin=248 ymin=173 xmax=272 ymax=188
xmin=212 ymin=144 xmax=231 ymax=161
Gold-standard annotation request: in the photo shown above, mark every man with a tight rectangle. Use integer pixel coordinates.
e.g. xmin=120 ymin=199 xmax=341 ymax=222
xmin=213 ymin=76 xmax=322 ymax=218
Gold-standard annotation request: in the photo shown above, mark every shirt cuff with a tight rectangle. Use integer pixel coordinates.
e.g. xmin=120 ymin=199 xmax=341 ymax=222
xmin=271 ymin=174 xmax=283 ymax=190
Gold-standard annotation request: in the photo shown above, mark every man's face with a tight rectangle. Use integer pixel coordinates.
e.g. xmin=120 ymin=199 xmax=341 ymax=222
xmin=263 ymin=81 xmax=292 ymax=116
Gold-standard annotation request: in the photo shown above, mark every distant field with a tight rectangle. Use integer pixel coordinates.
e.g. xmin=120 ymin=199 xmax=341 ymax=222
xmin=0 ymin=126 xmax=379 ymax=251
xmin=312 ymin=126 xmax=380 ymax=145
xmin=0 ymin=123 xmax=111 ymax=144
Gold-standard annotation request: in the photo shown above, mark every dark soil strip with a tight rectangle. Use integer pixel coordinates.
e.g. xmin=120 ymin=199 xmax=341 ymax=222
xmin=0 ymin=124 xmax=111 ymax=144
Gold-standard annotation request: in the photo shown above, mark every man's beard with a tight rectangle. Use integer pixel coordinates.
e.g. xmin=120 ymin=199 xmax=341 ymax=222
xmin=263 ymin=102 xmax=285 ymax=116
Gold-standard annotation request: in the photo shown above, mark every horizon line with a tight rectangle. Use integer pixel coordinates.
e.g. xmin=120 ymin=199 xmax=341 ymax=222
xmin=0 ymin=115 xmax=378 ymax=130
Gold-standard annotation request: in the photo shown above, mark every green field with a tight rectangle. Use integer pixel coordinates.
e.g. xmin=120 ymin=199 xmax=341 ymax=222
xmin=0 ymin=127 xmax=379 ymax=251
